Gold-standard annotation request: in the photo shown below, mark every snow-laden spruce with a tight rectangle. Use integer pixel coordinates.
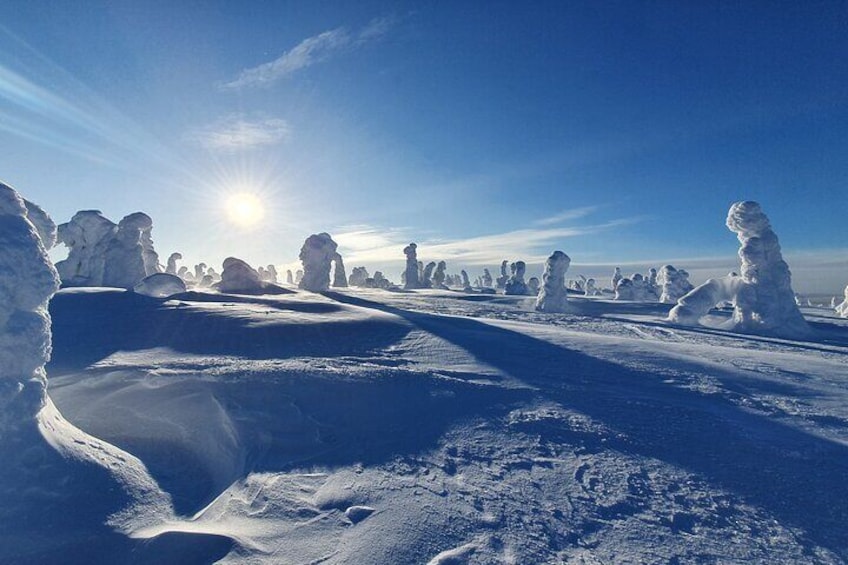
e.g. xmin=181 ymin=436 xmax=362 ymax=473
xmin=348 ymin=266 xmax=369 ymax=287
xmin=433 ymin=261 xmax=447 ymax=289
xmin=403 ymin=243 xmax=420 ymax=289
xmin=55 ymin=210 xmax=116 ymax=286
xmin=611 ymin=267 xmax=622 ymax=291
xmin=504 ymin=261 xmax=528 ymax=295
xmin=165 ymin=252 xmax=182 ymax=275
xmin=102 ymin=212 xmax=157 ymax=289
xmin=57 ymin=210 xmax=160 ymax=288
xmin=658 ymin=265 xmax=694 ymax=303
xmin=0 ymin=182 xmax=60 ymax=426
xmin=535 ymin=251 xmax=570 ymax=312
xmin=331 ymin=252 xmax=348 ymax=288
xmin=669 ymin=201 xmax=808 ymax=336
xmin=299 ymin=233 xmax=338 ymax=292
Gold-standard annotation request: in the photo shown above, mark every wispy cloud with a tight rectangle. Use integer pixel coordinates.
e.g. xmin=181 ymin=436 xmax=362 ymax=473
xmin=334 ymin=217 xmax=642 ymax=267
xmin=187 ymin=115 xmax=291 ymax=151
xmin=221 ymin=16 xmax=396 ymax=90
xmin=533 ymin=205 xmax=600 ymax=226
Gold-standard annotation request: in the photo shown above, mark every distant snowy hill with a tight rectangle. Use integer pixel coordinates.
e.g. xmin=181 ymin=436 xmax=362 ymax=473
xmin=6 ymin=287 xmax=847 ymax=563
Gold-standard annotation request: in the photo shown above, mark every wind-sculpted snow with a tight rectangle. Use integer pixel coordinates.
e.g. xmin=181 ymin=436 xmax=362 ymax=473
xmin=670 ymin=201 xmax=809 ymax=337
xmin=433 ymin=261 xmax=447 ymax=289
xmin=348 ymin=266 xmax=369 ymax=287
xmin=134 ymin=273 xmax=187 ymax=298
xmin=40 ymin=286 xmax=848 ymax=563
xmin=1 ymin=185 xmax=174 ymax=563
xmin=299 ymin=233 xmax=338 ymax=292
xmin=535 ymin=251 xmax=570 ymax=312
xmin=23 ymin=199 xmax=57 ymax=250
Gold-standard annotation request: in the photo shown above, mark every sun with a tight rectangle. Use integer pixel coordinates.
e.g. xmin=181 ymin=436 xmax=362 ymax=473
xmin=225 ymin=192 xmax=265 ymax=226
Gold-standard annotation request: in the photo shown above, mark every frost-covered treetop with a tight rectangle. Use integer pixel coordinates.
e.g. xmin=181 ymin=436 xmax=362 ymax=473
xmin=726 ymin=201 xmax=772 ymax=239
xmin=0 ymin=182 xmax=60 ymax=409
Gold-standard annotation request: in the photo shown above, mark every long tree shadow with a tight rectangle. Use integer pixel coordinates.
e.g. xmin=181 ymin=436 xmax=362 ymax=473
xmin=326 ymin=292 xmax=848 ymax=558
xmin=48 ymin=290 xmax=412 ymax=373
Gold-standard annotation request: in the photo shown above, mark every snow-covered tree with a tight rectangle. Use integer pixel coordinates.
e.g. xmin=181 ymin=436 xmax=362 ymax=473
xmin=299 ymin=233 xmax=338 ymax=292
xmin=496 ymin=260 xmax=509 ymax=289
xmin=504 ymin=261 xmax=528 ymax=295
xmin=433 ymin=261 xmax=447 ymax=289
xmin=165 ymin=252 xmax=182 ymax=275
xmin=482 ymin=268 xmax=493 ymax=288
xmin=422 ymin=261 xmax=436 ymax=288
xmin=835 ymin=285 xmax=848 ymax=318
xmin=348 ymin=266 xmax=369 ymax=287
xmin=0 ymin=182 xmax=60 ymax=427
xmin=55 ymin=210 xmax=116 ymax=286
xmin=611 ymin=267 xmax=622 ymax=291
xmin=535 ymin=250 xmax=570 ymax=312
xmin=657 ymin=265 xmax=693 ymax=303
xmin=332 ymin=252 xmax=348 ymax=288
xmin=102 ymin=212 xmax=156 ymax=289
xmin=403 ymin=243 xmax=420 ymax=289
xmin=670 ymin=201 xmax=808 ymax=336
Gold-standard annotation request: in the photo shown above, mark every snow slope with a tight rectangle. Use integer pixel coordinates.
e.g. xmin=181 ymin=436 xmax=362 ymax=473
xmin=9 ymin=287 xmax=847 ymax=563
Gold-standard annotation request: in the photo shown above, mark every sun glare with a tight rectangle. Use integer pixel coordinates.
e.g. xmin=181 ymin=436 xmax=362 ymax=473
xmin=225 ymin=192 xmax=265 ymax=226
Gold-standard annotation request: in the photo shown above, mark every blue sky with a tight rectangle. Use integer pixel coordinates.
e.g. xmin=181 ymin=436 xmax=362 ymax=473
xmin=1 ymin=1 xmax=846 ymax=292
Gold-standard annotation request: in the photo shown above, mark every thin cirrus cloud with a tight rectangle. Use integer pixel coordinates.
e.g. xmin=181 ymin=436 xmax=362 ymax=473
xmin=188 ymin=115 xmax=291 ymax=151
xmin=221 ymin=16 xmax=396 ymax=90
xmin=334 ymin=217 xmax=642 ymax=267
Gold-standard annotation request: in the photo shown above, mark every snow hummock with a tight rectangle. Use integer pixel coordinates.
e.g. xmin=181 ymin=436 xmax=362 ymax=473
xmin=535 ymin=250 xmax=570 ymax=313
xmin=134 ymin=273 xmax=188 ymax=298
xmin=670 ymin=201 xmax=809 ymax=337
xmin=215 ymin=257 xmax=264 ymax=293
xmin=403 ymin=243 xmax=421 ymax=289
xmin=299 ymin=233 xmax=338 ymax=292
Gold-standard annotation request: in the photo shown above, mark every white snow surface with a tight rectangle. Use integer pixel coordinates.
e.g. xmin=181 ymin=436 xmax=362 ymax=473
xmin=3 ymin=283 xmax=846 ymax=564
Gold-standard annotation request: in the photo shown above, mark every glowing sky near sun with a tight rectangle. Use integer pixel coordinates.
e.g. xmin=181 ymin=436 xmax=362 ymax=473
xmin=0 ymin=2 xmax=845 ymax=292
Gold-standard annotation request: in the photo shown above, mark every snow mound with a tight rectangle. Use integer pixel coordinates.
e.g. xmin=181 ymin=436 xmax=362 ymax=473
xmin=134 ymin=273 xmax=188 ymax=298
xmin=55 ymin=210 xmax=116 ymax=287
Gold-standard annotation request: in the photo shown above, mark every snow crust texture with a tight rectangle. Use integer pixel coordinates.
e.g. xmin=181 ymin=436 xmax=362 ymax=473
xmin=535 ymin=251 xmax=570 ymax=313
xmin=134 ymin=273 xmax=188 ymax=298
